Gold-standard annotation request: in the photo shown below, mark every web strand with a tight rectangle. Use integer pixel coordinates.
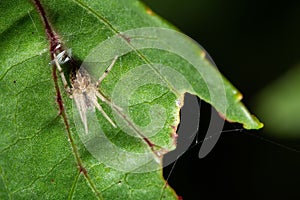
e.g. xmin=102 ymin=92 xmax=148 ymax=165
xmin=163 ymin=127 xmax=300 ymax=196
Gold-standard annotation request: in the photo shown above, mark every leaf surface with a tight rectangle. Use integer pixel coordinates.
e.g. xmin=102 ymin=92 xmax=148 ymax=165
xmin=0 ymin=0 xmax=262 ymax=199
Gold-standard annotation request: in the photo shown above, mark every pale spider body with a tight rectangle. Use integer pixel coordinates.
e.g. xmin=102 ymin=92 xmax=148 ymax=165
xmin=71 ymin=67 xmax=117 ymax=133
xmin=53 ymin=49 xmax=118 ymax=133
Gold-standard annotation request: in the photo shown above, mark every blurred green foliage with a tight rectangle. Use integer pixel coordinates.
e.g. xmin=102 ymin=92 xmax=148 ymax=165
xmin=254 ymin=64 xmax=300 ymax=137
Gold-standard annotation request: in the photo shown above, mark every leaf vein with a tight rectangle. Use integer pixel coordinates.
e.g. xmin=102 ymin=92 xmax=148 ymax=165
xmin=128 ymin=90 xmax=170 ymax=107
xmin=72 ymin=0 xmax=180 ymax=96
xmin=0 ymin=166 xmax=12 ymax=200
xmin=0 ymin=116 xmax=60 ymax=154
xmin=11 ymin=153 xmax=71 ymax=194
xmin=0 ymin=54 xmax=41 ymax=82
xmin=68 ymin=171 xmax=81 ymax=200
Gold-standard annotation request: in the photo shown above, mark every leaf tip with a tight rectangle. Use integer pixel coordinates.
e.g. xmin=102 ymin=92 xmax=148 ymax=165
xmin=243 ymin=115 xmax=264 ymax=130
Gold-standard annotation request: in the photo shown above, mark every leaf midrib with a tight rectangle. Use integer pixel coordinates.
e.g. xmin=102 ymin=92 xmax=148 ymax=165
xmin=34 ymin=1 xmax=176 ymax=199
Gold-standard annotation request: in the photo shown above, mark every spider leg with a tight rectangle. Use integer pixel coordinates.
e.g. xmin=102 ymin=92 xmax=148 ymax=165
xmin=90 ymin=96 xmax=117 ymax=128
xmin=73 ymin=93 xmax=89 ymax=133
xmin=53 ymin=53 xmax=71 ymax=95
xmin=96 ymin=55 xmax=118 ymax=87
xmin=95 ymin=90 xmax=123 ymax=112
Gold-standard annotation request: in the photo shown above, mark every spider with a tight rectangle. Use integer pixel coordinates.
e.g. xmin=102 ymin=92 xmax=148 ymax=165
xmin=52 ymin=47 xmax=169 ymax=161
xmin=52 ymin=49 xmax=118 ymax=133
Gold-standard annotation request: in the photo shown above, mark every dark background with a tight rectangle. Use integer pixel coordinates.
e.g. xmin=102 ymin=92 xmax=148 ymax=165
xmin=141 ymin=0 xmax=300 ymax=199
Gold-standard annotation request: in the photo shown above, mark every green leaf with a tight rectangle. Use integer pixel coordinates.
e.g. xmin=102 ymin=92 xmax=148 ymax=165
xmin=0 ymin=0 xmax=263 ymax=199
xmin=253 ymin=64 xmax=300 ymax=138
